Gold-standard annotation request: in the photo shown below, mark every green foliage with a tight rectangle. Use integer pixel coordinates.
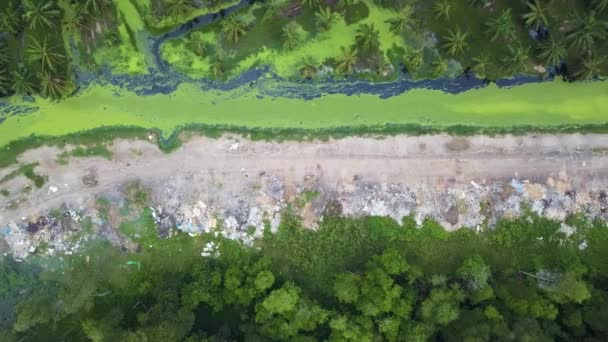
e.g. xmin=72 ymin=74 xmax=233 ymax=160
xmin=23 ymin=0 xmax=60 ymax=30
xmin=522 ymin=0 xmax=548 ymax=30
xmin=354 ymin=23 xmax=380 ymax=54
xmin=222 ymin=14 xmax=247 ymax=44
xmin=3 ymin=195 xmax=608 ymax=340
xmin=443 ymin=27 xmax=469 ymax=56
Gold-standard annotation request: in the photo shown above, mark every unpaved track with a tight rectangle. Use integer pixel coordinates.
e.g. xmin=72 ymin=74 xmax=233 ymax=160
xmin=1 ymin=133 xmax=608 ymax=225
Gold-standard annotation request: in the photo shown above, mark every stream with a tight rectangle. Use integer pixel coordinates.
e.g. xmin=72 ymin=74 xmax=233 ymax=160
xmin=68 ymin=0 xmax=554 ymax=100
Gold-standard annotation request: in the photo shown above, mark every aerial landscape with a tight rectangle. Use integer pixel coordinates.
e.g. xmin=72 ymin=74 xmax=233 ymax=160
xmin=1 ymin=0 xmax=608 ymax=340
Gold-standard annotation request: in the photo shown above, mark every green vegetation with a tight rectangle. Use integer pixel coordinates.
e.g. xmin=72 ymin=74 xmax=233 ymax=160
xmin=0 ymin=162 xmax=46 ymax=188
xmin=0 ymin=189 xmax=9 ymax=196
xmin=2 ymin=211 xmax=608 ymax=340
xmin=1 ymin=79 xmax=608 ymax=166
xmin=56 ymin=144 xmax=113 ymax=165
xmin=161 ymin=0 xmax=608 ymax=81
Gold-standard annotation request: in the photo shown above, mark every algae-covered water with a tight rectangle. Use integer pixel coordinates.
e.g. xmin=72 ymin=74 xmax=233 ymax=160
xmin=1 ymin=77 xmax=607 ymax=147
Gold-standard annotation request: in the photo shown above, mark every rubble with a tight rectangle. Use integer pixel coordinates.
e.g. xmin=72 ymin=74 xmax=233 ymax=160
xmin=2 ymin=173 xmax=607 ymax=259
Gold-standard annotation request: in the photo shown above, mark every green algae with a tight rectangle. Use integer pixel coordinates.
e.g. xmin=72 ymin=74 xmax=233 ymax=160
xmin=1 ymin=79 xmax=607 ymax=155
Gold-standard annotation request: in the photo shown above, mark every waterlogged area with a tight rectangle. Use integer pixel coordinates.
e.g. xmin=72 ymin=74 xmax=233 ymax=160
xmin=1 ymin=75 xmax=608 ymax=149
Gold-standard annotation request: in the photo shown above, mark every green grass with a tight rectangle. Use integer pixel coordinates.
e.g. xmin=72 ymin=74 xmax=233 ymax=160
xmin=1 ymin=79 xmax=608 ymax=167
xmin=0 ymin=163 xmax=46 ymax=188
xmin=1 ymin=189 xmax=9 ymax=196
xmin=22 ymin=164 xmax=47 ymax=188
xmin=57 ymin=145 xmax=113 ymax=165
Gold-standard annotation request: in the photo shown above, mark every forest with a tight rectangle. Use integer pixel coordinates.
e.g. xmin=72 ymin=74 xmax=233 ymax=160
xmin=1 ymin=210 xmax=607 ymax=341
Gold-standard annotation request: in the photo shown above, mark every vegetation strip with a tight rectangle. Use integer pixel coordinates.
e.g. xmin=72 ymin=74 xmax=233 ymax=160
xmin=2 ymin=212 xmax=607 ymax=340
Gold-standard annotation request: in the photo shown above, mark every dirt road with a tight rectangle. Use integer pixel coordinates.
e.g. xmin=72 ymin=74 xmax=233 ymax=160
xmin=1 ymin=133 xmax=608 ymax=257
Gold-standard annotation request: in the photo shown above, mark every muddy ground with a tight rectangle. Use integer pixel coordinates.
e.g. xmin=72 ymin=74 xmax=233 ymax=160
xmin=1 ymin=133 xmax=607 ymax=258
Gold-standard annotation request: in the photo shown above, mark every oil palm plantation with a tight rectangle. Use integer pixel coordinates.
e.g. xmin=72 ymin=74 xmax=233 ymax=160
xmin=486 ymin=9 xmax=517 ymax=42
xmin=188 ymin=32 xmax=207 ymax=57
xmin=0 ymin=68 xmax=10 ymax=95
xmin=0 ymin=39 xmax=9 ymax=65
xmin=38 ymin=71 xmax=68 ymax=99
xmin=472 ymin=54 xmax=491 ymax=79
xmin=594 ymin=0 xmax=608 ymax=12
xmin=538 ymin=39 xmax=566 ymax=66
xmin=566 ymin=10 xmax=607 ymax=53
xmin=433 ymin=0 xmax=452 ymax=20
xmin=262 ymin=0 xmax=282 ymax=23
xmin=0 ymin=2 xmax=22 ymax=35
xmin=522 ymin=0 xmax=549 ymax=31
xmin=210 ymin=56 xmax=225 ymax=79
xmin=502 ymin=44 xmax=530 ymax=76
xmin=354 ymin=23 xmax=380 ymax=54
xmin=385 ymin=5 xmax=416 ymax=35
xmin=282 ymin=21 xmax=301 ymax=50
xmin=23 ymin=0 xmax=61 ymax=30
xmin=301 ymin=0 xmax=321 ymax=9
xmin=443 ymin=27 xmax=469 ymax=56
xmin=405 ymin=48 xmax=423 ymax=71
xmin=222 ymin=15 xmax=246 ymax=44
xmin=299 ymin=58 xmax=317 ymax=79
xmin=26 ymin=37 xmax=65 ymax=72
xmin=11 ymin=67 xmax=37 ymax=95
xmin=83 ymin=0 xmax=111 ymax=15
xmin=63 ymin=10 xmax=87 ymax=35
xmin=575 ymin=54 xmax=604 ymax=79
xmin=335 ymin=46 xmax=357 ymax=75
xmin=165 ymin=0 xmax=194 ymax=21
xmin=315 ymin=7 xmax=338 ymax=31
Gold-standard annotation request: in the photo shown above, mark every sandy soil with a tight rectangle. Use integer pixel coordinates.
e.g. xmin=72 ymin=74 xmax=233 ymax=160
xmin=0 ymin=133 xmax=605 ymax=220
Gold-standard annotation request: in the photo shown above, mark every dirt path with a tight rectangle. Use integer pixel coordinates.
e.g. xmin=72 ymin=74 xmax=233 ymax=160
xmin=1 ymin=133 xmax=608 ymax=257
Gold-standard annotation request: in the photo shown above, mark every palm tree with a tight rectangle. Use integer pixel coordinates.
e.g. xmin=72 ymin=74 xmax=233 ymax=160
xmin=0 ymin=2 xmax=22 ymax=35
xmin=0 ymin=68 xmax=10 ymax=95
xmin=83 ymin=0 xmax=111 ymax=15
xmin=210 ymin=56 xmax=224 ymax=79
xmin=165 ymin=0 xmax=194 ymax=21
xmin=385 ymin=5 xmax=416 ymax=35
xmin=566 ymin=11 xmax=607 ymax=53
xmin=486 ymin=9 xmax=517 ymax=42
xmin=472 ymin=54 xmax=491 ymax=79
xmin=23 ymin=0 xmax=60 ymax=30
xmin=301 ymin=0 xmax=321 ymax=9
xmin=502 ymin=45 xmax=530 ymax=75
xmin=188 ymin=33 xmax=207 ymax=57
xmin=222 ymin=14 xmax=246 ymax=44
xmin=299 ymin=58 xmax=317 ymax=79
xmin=522 ymin=0 xmax=548 ymax=30
xmin=405 ymin=48 xmax=423 ymax=71
xmin=593 ymin=0 xmax=608 ymax=12
xmin=262 ymin=0 xmax=281 ymax=23
xmin=26 ymin=37 xmax=65 ymax=72
xmin=11 ymin=67 xmax=37 ymax=95
xmin=0 ymin=39 xmax=9 ymax=65
xmin=433 ymin=0 xmax=452 ymax=20
xmin=38 ymin=71 xmax=68 ymax=100
xmin=575 ymin=54 xmax=604 ymax=79
xmin=316 ymin=7 xmax=338 ymax=31
xmin=283 ymin=21 xmax=301 ymax=50
xmin=335 ymin=46 xmax=357 ymax=75
xmin=443 ymin=27 xmax=469 ymax=56
xmin=63 ymin=12 xmax=87 ymax=35
xmin=431 ymin=57 xmax=448 ymax=78
xmin=354 ymin=23 xmax=380 ymax=53
xmin=538 ymin=39 xmax=566 ymax=66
